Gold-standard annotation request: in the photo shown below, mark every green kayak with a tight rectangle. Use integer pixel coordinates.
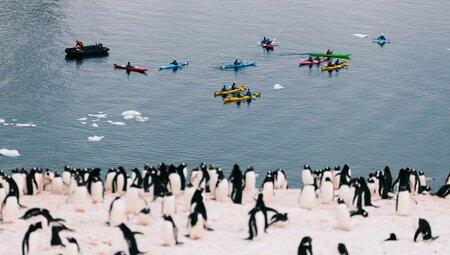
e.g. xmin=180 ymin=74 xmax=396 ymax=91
xmin=308 ymin=52 xmax=351 ymax=59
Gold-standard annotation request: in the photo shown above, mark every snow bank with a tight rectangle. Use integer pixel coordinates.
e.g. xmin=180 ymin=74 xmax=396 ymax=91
xmin=0 ymin=148 xmax=20 ymax=157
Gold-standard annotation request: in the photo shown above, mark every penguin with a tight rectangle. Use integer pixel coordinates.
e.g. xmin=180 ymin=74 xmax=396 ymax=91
xmin=51 ymin=173 xmax=64 ymax=195
xmin=335 ymin=198 xmax=350 ymax=231
xmin=198 ymin=163 xmax=210 ymax=191
xmin=190 ymin=166 xmax=203 ymax=189
xmin=137 ymin=208 xmax=151 ymax=226
xmin=409 ymin=169 xmax=420 ymax=195
xmin=125 ymin=183 xmax=143 ymax=215
xmin=215 ymin=174 xmax=229 ymax=202
xmin=418 ymin=171 xmax=427 ymax=186
xmin=320 ymin=167 xmax=332 ymax=189
xmin=301 ymin=165 xmax=314 ymax=186
xmin=367 ymin=173 xmax=379 ymax=201
xmin=246 ymin=207 xmax=266 ymax=240
xmin=162 ymin=214 xmax=182 ymax=246
xmin=109 ymin=196 xmax=127 ymax=227
xmin=299 ymin=184 xmax=316 ymax=210
xmin=22 ymin=222 xmax=43 ymax=255
xmin=187 ymin=208 xmax=204 ymax=240
xmin=207 ymin=165 xmax=218 ymax=194
xmin=2 ymin=193 xmax=19 ymax=223
xmin=118 ymin=223 xmax=145 ymax=255
xmin=262 ymin=171 xmax=275 ymax=203
xmin=168 ymin=165 xmax=182 ymax=196
xmin=131 ymin=168 xmax=143 ymax=187
xmin=298 ymin=236 xmax=313 ymax=255
xmin=64 ymin=237 xmax=80 ymax=255
xmin=90 ymin=176 xmax=104 ymax=203
xmin=229 ymin=164 xmax=243 ymax=204
xmin=62 ymin=166 xmax=72 ymax=187
xmin=0 ymin=183 xmax=6 ymax=211
xmin=358 ymin=177 xmax=376 ymax=207
xmin=162 ymin=191 xmax=176 ymax=217
xmin=243 ymin=166 xmax=257 ymax=193
xmin=184 ymin=183 xmax=196 ymax=211
xmin=190 ymin=188 xmax=210 ymax=230
xmin=319 ymin=177 xmax=334 ymax=204
xmin=268 ymin=212 xmax=289 ymax=228
xmin=43 ymin=170 xmax=54 ymax=191
xmin=332 ymin=165 xmax=341 ymax=190
xmin=273 ymin=169 xmax=288 ymax=190
xmin=339 ymin=164 xmax=352 ymax=187
xmin=337 ymin=243 xmax=349 ymax=255
xmin=105 ymin=168 xmax=116 ymax=193
xmin=177 ymin=163 xmax=187 ymax=191
xmin=51 ymin=223 xmax=72 ymax=247
xmin=12 ymin=169 xmax=25 ymax=196
xmin=446 ymin=172 xmax=450 ymax=185
xmin=112 ymin=167 xmax=127 ymax=193
xmin=414 ymin=218 xmax=439 ymax=242
xmin=72 ymin=176 xmax=89 ymax=212
xmin=418 ymin=185 xmax=431 ymax=195
xmin=396 ymin=169 xmax=411 ymax=216
xmin=25 ymin=168 xmax=39 ymax=196
xmin=5 ymin=176 xmax=26 ymax=207
xmin=20 ymin=208 xmax=65 ymax=226
xmin=385 ymin=233 xmax=397 ymax=241
xmin=382 ymin=166 xmax=393 ymax=192
xmin=434 ymin=184 xmax=450 ymax=198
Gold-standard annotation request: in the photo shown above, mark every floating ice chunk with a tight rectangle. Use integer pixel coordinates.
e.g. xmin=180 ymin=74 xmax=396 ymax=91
xmin=447 ymin=49 xmax=450 ymax=51
xmin=0 ymin=148 xmax=20 ymax=157
xmin=77 ymin=117 xmax=87 ymax=121
xmin=80 ymin=122 xmax=87 ymax=125
xmin=121 ymin=110 xmax=141 ymax=118
xmin=16 ymin=123 xmax=36 ymax=127
xmin=88 ymin=136 xmax=104 ymax=141
xmin=0 ymin=119 xmax=4 ymax=123
xmin=3 ymin=123 xmax=11 ymax=126
xmin=98 ymin=111 xmax=104 ymax=113
xmin=274 ymin=84 xmax=284 ymax=90
xmin=12 ymin=119 xmax=18 ymax=121
xmin=135 ymin=117 xmax=149 ymax=122
xmin=107 ymin=120 xmax=127 ymax=126
xmin=123 ymin=115 xmax=135 ymax=120
xmin=92 ymin=123 xmax=98 ymax=128
xmin=352 ymin=33 xmax=368 ymax=38
xmin=88 ymin=113 xmax=107 ymax=119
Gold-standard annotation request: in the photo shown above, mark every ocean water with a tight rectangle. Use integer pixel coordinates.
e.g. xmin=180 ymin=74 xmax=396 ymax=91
xmin=1 ymin=0 xmax=449 ymax=188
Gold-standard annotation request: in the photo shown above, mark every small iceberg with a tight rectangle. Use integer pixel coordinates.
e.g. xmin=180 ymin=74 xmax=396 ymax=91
xmin=0 ymin=119 xmax=5 ymax=123
xmin=0 ymin=148 xmax=20 ymax=157
xmin=274 ymin=84 xmax=284 ymax=90
xmin=80 ymin=122 xmax=87 ymax=125
xmin=77 ymin=117 xmax=87 ymax=121
xmin=92 ymin=123 xmax=98 ymax=128
xmin=88 ymin=136 xmax=104 ymax=142
xmin=16 ymin=123 xmax=37 ymax=127
xmin=107 ymin=120 xmax=127 ymax=126
xmin=121 ymin=110 xmax=142 ymax=120
xmin=353 ymin=33 xmax=368 ymax=38
xmin=135 ymin=116 xmax=149 ymax=122
xmin=88 ymin=113 xmax=107 ymax=119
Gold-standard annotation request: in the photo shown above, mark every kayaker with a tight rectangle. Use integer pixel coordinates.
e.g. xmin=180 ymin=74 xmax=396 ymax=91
xmin=377 ymin=34 xmax=386 ymax=41
xmin=234 ymin=59 xmax=242 ymax=66
xmin=126 ymin=62 xmax=131 ymax=67
xmin=307 ymin=56 xmax=313 ymax=62
xmin=326 ymin=49 xmax=333 ymax=55
xmin=245 ymin=89 xmax=252 ymax=97
xmin=262 ymin=37 xmax=267 ymax=44
xmin=171 ymin=59 xmax=178 ymax=66
xmin=222 ymin=85 xmax=227 ymax=92
xmin=314 ymin=56 xmax=321 ymax=61
xmin=327 ymin=61 xmax=334 ymax=67
xmin=231 ymin=83 xmax=236 ymax=90
xmin=236 ymin=92 xmax=243 ymax=98
xmin=335 ymin=59 xmax=340 ymax=65
xmin=75 ymin=40 xmax=84 ymax=48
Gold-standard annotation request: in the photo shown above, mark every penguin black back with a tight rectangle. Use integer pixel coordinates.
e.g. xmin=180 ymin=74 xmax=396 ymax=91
xmin=337 ymin=243 xmax=349 ymax=255
xmin=298 ymin=236 xmax=312 ymax=255
xmin=22 ymin=222 xmax=42 ymax=255
xmin=118 ymin=223 xmax=144 ymax=255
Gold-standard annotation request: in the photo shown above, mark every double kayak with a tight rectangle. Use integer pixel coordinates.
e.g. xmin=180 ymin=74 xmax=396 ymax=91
xmin=223 ymin=92 xmax=261 ymax=103
xmin=299 ymin=57 xmax=328 ymax=66
xmin=308 ymin=52 xmax=351 ymax=59
xmin=114 ymin=64 xmax=147 ymax=73
xmin=321 ymin=61 xmax=349 ymax=71
xmin=159 ymin=62 xmax=188 ymax=70
xmin=65 ymin=43 xmax=109 ymax=59
xmin=214 ymin=85 xmax=247 ymax=96
xmin=221 ymin=61 xmax=256 ymax=69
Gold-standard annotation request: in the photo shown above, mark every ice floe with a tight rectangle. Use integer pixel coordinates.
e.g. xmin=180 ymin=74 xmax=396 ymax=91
xmin=0 ymin=148 xmax=20 ymax=157
xmin=77 ymin=117 xmax=87 ymax=121
xmin=0 ymin=119 xmax=5 ymax=123
xmin=274 ymin=84 xmax=284 ymax=90
xmin=107 ymin=120 xmax=126 ymax=126
xmin=16 ymin=123 xmax=37 ymax=127
xmin=352 ymin=33 xmax=368 ymax=38
xmin=88 ymin=136 xmax=104 ymax=141
xmin=135 ymin=116 xmax=149 ymax=122
xmin=92 ymin=123 xmax=98 ymax=128
xmin=88 ymin=113 xmax=107 ymax=119
xmin=121 ymin=110 xmax=142 ymax=120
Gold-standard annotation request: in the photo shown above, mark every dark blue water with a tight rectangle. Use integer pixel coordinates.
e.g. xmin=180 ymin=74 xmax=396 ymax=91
xmin=1 ymin=0 xmax=449 ymax=187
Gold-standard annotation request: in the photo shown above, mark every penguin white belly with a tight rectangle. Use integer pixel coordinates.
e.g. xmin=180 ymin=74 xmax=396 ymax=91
xmin=12 ymin=174 xmax=24 ymax=196
xmin=419 ymin=175 xmax=426 ymax=186
xmin=64 ymin=241 xmax=79 ymax=255
xmin=208 ymin=171 xmax=218 ymax=194
xmin=396 ymin=191 xmax=410 ymax=216
xmin=116 ymin=175 xmax=125 ymax=193
xmin=35 ymin=174 xmax=43 ymax=193
xmin=276 ymin=174 xmax=287 ymax=190
xmin=191 ymin=171 xmax=202 ymax=189
xmin=189 ymin=214 xmax=204 ymax=240
xmin=91 ymin=181 xmax=104 ymax=203
xmin=168 ymin=174 xmax=182 ymax=196
xmin=51 ymin=177 xmax=64 ymax=195
xmin=339 ymin=185 xmax=350 ymax=207
xmin=125 ymin=187 xmax=141 ymax=215
xmin=2 ymin=196 xmax=19 ymax=223
xmin=138 ymin=212 xmax=151 ymax=226
xmin=332 ymin=171 xmax=341 ymax=190
xmin=109 ymin=199 xmax=126 ymax=227
xmin=262 ymin=182 xmax=274 ymax=203
xmin=244 ymin=172 xmax=256 ymax=192
xmin=215 ymin=180 xmax=229 ymax=202
xmin=73 ymin=186 xmax=89 ymax=212
xmin=319 ymin=182 xmax=334 ymax=204
xmin=368 ymin=183 xmax=378 ymax=201
xmin=299 ymin=185 xmax=316 ymax=209
xmin=62 ymin=171 xmax=71 ymax=186
xmin=0 ymin=188 xmax=6 ymax=210
xmin=162 ymin=195 xmax=176 ymax=217
xmin=184 ymin=187 xmax=195 ymax=211
xmin=105 ymin=173 xmax=115 ymax=193
xmin=336 ymin=203 xmax=351 ymax=231
xmin=254 ymin=211 xmax=265 ymax=240
xmin=302 ymin=171 xmax=314 ymax=185
xmin=27 ymin=230 xmax=42 ymax=255
xmin=162 ymin=221 xmax=176 ymax=246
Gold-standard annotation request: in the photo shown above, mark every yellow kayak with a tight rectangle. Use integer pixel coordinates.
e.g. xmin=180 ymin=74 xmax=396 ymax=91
xmin=223 ymin=92 xmax=261 ymax=103
xmin=214 ymin=85 xmax=247 ymax=96
xmin=321 ymin=61 xmax=349 ymax=71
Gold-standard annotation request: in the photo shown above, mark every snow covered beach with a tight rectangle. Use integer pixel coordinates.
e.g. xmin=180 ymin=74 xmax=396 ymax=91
xmin=0 ymin=165 xmax=449 ymax=255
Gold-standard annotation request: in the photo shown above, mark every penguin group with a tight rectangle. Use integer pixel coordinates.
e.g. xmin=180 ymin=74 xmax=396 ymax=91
xmin=0 ymin=163 xmax=447 ymax=254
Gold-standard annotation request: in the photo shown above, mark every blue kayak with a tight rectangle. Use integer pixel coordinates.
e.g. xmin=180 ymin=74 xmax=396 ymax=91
xmin=221 ymin=61 xmax=256 ymax=69
xmin=159 ymin=62 xmax=188 ymax=70
xmin=377 ymin=38 xmax=386 ymax=45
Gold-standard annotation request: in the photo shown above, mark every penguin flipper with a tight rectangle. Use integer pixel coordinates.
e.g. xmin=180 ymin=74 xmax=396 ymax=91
xmin=133 ymin=231 xmax=144 ymax=236
xmin=175 ymin=241 xmax=183 ymax=245
xmin=432 ymin=236 xmax=439 ymax=241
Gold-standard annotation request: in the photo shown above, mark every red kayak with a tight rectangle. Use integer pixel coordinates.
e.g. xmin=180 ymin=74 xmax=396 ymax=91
xmin=114 ymin=64 xmax=147 ymax=73
xmin=263 ymin=43 xmax=274 ymax=49
xmin=299 ymin=57 xmax=328 ymax=66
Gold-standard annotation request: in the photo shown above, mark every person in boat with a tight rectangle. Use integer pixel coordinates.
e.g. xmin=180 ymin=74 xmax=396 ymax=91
xmin=126 ymin=62 xmax=131 ymax=67
xmin=231 ymin=83 xmax=236 ymax=90
xmin=314 ymin=55 xmax=321 ymax=61
xmin=75 ymin=40 xmax=84 ymax=48
xmin=327 ymin=61 xmax=334 ymax=67
xmin=236 ymin=92 xmax=243 ymax=98
xmin=266 ymin=38 xmax=271 ymax=44
xmin=262 ymin=37 xmax=267 ymax=44
xmin=171 ymin=59 xmax=178 ymax=66
xmin=307 ymin=56 xmax=313 ymax=62
xmin=335 ymin=59 xmax=340 ymax=65
xmin=326 ymin=49 xmax=333 ymax=55
xmin=234 ymin=59 xmax=242 ymax=66
xmin=222 ymin=85 xmax=228 ymax=92
xmin=377 ymin=34 xmax=386 ymax=41
xmin=245 ymin=89 xmax=252 ymax=97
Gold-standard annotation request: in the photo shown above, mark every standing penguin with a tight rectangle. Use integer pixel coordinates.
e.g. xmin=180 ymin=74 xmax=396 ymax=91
xmin=51 ymin=173 xmax=64 ymax=195
xmin=72 ymin=176 xmax=89 ymax=212
xmin=112 ymin=167 xmax=128 ymax=194
xmin=299 ymin=184 xmax=316 ymax=210
xmin=414 ymin=218 xmax=439 ymax=242
xmin=187 ymin=207 xmax=205 ymax=240
xmin=162 ymin=191 xmax=176 ymax=217
xmin=168 ymin=165 xmax=182 ymax=196
xmin=339 ymin=164 xmax=352 ymax=187
xmin=319 ymin=177 xmax=334 ymax=204
xmin=2 ymin=193 xmax=20 ymax=223
xmin=22 ymin=222 xmax=43 ymax=255
xmin=0 ymin=183 xmax=6 ymax=211
xmin=396 ymin=169 xmax=411 ymax=216
xmin=162 ymin=214 xmax=182 ymax=246
xmin=262 ymin=171 xmax=275 ymax=203
xmin=229 ymin=164 xmax=243 ymax=204
xmin=273 ymin=169 xmax=288 ymax=190
xmin=337 ymin=243 xmax=349 ymax=255
xmin=190 ymin=167 xmax=203 ymax=189
xmin=215 ymin=173 xmax=229 ymax=202
xmin=207 ymin=165 xmax=218 ymax=194
xmin=25 ymin=168 xmax=39 ymax=196
xmin=105 ymin=168 xmax=117 ymax=193
xmin=335 ymin=199 xmax=350 ymax=231
xmin=243 ymin=166 xmax=257 ymax=193
xmin=177 ymin=163 xmax=187 ymax=191
xmin=64 ymin=237 xmax=80 ymax=255
xmin=109 ymin=197 xmax=127 ymax=227
xmin=125 ymin=183 xmax=143 ymax=215
xmin=137 ymin=208 xmax=151 ymax=226
xmin=246 ymin=206 xmax=266 ymax=240
xmin=190 ymin=188 xmax=210 ymax=230
xmin=90 ymin=176 xmax=104 ymax=203
xmin=51 ymin=223 xmax=72 ymax=247
xmin=332 ymin=165 xmax=341 ymax=190
xmin=118 ymin=223 xmax=145 ymax=255
xmin=298 ymin=236 xmax=313 ymax=255
xmin=184 ymin=183 xmax=196 ymax=211
xmin=302 ymin=165 xmax=314 ymax=186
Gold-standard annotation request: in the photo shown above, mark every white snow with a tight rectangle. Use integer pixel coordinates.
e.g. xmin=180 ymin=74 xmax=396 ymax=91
xmin=353 ymin=33 xmax=368 ymax=38
xmin=107 ymin=120 xmax=127 ymax=126
xmin=0 ymin=148 xmax=20 ymax=157
xmin=274 ymin=84 xmax=284 ymax=90
xmin=87 ymin=136 xmax=104 ymax=141
xmin=88 ymin=113 xmax=107 ymax=119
